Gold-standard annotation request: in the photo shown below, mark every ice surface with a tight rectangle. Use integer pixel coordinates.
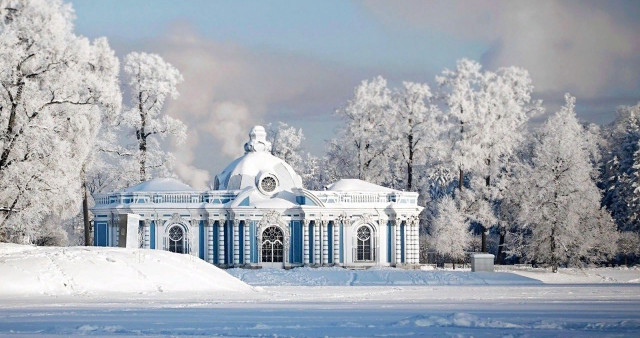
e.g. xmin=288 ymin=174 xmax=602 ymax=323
xmin=1 ymin=285 xmax=639 ymax=336
xmin=227 ymin=266 xmax=542 ymax=286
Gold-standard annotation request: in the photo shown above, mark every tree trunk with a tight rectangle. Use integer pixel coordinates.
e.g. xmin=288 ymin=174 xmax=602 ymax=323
xmin=480 ymin=158 xmax=490 ymax=253
xmin=481 ymin=231 xmax=487 ymax=253
xmin=497 ymin=230 xmax=506 ymax=264
xmin=550 ymin=225 xmax=557 ymax=273
xmin=0 ymin=83 xmax=24 ymax=171
xmin=407 ymin=132 xmax=413 ymax=191
xmin=82 ymin=180 xmax=91 ymax=246
xmin=459 ymin=168 xmax=463 ymax=191
xmin=137 ymin=92 xmax=147 ymax=182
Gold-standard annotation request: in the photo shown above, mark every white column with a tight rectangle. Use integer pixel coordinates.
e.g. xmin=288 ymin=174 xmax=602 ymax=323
xmin=233 ymin=220 xmax=240 ymax=265
xmin=413 ymin=222 xmax=420 ymax=264
xmin=207 ymin=220 xmax=214 ymax=264
xmin=144 ymin=220 xmax=150 ymax=249
xmin=244 ymin=221 xmax=250 ymax=264
xmin=408 ymin=223 xmax=414 ymax=264
xmin=395 ymin=220 xmax=402 ymax=265
xmin=313 ymin=221 xmax=320 ymax=265
xmin=322 ymin=221 xmax=329 ymax=266
xmin=333 ymin=221 xmax=340 ymax=265
xmin=414 ymin=224 xmax=420 ymax=264
xmin=218 ymin=220 xmax=225 ymax=265
xmin=407 ymin=223 xmax=413 ymax=264
xmin=303 ymin=220 xmax=310 ymax=264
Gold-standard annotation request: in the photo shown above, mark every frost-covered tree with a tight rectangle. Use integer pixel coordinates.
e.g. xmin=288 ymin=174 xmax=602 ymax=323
xmin=436 ymin=59 xmax=485 ymax=191
xmin=328 ymin=76 xmax=392 ymax=185
xmin=436 ymin=59 xmax=541 ymax=253
xmin=429 ymin=196 xmax=471 ymax=269
xmin=513 ymin=94 xmax=617 ymax=272
xmin=600 ymin=103 xmax=640 ymax=233
xmin=390 ymin=82 xmax=441 ymax=191
xmin=617 ymin=231 xmax=640 ymax=266
xmin=266 ymin=122 xmax=304 ymax=173
xmin=122 ymin=52 xmax=186 ymax=183
xmin=265 ymin=122 xmax=328 ymax=189
xmin=0 ymin=0 xmax=121 ymax=243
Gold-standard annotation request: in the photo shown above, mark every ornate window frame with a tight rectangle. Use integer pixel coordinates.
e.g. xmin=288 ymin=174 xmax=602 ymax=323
xmin=351 ymin=217 xmax=377 ymax=263
xmin=162 ymin=213 xmax=191 ymax=254
xmin=256 ymin=210 xmax=290 ymax=264
xmin=256 ymin=172 xmax=279 ymax=195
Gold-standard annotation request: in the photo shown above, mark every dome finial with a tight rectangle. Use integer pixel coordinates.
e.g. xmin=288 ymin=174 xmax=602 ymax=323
xmin=244 ymin=125 xmax=271 ymax=153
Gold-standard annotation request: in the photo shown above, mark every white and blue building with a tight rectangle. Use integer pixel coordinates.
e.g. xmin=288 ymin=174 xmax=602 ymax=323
xmin=92 ymin=126 xmax=422 ymax=268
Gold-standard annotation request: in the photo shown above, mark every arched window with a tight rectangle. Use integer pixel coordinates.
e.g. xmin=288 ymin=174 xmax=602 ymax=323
xmin=356 ymin=226 xmax=372 ymax=261
xmin=168 ymin=225 xmax=184 ymax=254
xmin=261 ymin=226 xmax=284 ymax=262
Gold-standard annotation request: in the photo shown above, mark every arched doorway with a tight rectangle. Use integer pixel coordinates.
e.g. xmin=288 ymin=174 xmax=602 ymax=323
xmin=168 ymin=225 xmax=185 ymax=253
xmin=261 ymin=226 xmax=284 ymax=263
xmin=356 ymin=226 xmax=372 ymax=261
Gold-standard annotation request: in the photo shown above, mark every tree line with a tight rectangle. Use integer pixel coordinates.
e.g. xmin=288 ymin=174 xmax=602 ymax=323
xmin=274 ymin=61 xmax=639 ymax=271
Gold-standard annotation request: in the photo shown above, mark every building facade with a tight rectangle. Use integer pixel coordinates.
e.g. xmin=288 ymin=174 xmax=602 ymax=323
xmin=92 ymin=126 xmax=422 ymax=268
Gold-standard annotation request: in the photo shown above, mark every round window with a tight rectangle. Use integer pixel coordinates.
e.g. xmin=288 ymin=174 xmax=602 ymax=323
xmin=357 ymin=227 xmax=371 ymax=241
xmin=169 ymin=226 xmax=183 ymax=241
xmin=260 ymin=176 xmax=277 ymax=193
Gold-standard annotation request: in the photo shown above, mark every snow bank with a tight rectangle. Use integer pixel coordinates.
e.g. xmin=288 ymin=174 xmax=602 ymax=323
xmin=497 ymin=266 xmax=640 ymax=284
xmin=227 ymin=266 xmax=542 ymax=286
xmin=0 ymin=243 xmax=253 ymax=296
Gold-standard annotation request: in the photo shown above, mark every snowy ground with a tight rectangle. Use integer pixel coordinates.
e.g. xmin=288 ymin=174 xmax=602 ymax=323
xmin=497 ymin=265 xmax=640 ymax=284
xmin=0 ymin=243 xmax=252 ymax=296
xmin=1 ymin=244 xmax=640 ymax=336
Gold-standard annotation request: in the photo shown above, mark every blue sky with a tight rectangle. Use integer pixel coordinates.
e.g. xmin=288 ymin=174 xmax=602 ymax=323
xmin=70 ymin=0 xmax=640 ymax=188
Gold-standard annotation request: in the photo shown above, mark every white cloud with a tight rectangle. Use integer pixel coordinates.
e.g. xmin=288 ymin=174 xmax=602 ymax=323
xmin=172 ymin=129 xmax=210 ymax=189
xmin=361 ymin=0 xmax=640 ymax=97
xmin=136 ymin=24 xmax=360 ymax=183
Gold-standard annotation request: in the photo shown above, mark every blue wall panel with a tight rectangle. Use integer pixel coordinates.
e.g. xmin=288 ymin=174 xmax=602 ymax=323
xmin=239 ymin=221 xmax=244 ymax=263
xmin=199 ymin=221 xmax=205 ymax=260
xmin=308 ymin=222 xmax=314 ymax=264
xmin=150 ymin=221 xmax=155 ymax=249
xmin=400 ymin=222 xmax=405 ymax=263
xmin=387 ymin=221 xmax=392 ymax=263
xmin=327 ymin=221 xmax=333 ymax=263
xmin=339 ymin=223 xmax=344 ymax=263
xmin=250 ymin=221 xmax=257 ymax=263
xmin=213 ymin=222 xmax=219 ymax=263
xmin=95 ymin=222 xmax=107 ymax=247
xmin=289 ymin=221 xmax=303 ymax=264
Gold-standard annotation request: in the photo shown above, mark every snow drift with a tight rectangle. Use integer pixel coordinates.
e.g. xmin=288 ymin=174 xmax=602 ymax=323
xmin=0 ymin=243 xmax=253 ymax=296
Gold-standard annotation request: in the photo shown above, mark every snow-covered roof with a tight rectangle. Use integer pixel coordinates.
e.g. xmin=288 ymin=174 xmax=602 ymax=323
xmin=215 ymin=126 xmax=303 ymax=191
xmin=326 ymin=179 xmax=396 ymax=193
xmin=121 ymin=178 xmax=196 ymax=193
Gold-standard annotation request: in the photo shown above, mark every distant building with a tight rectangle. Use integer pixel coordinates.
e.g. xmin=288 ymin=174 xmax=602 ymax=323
xmin=92 ymin=126 xmax=422 ymax=268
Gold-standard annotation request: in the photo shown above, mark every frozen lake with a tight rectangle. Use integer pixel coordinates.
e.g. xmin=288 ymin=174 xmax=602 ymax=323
xmin=2 ymin=285 xmax=639 ymax=336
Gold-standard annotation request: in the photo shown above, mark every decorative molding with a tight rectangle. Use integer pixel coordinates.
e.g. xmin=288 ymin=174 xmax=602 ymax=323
xmin=169 ymin=213 xmax=184 ymax=226
xmin=408 ymin=215 xmax=419 ymax=227
xmin=256 ymin=210 xmax=290 ymax=264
